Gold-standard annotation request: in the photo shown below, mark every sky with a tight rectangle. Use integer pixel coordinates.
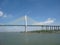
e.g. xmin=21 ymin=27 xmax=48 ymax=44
xmin=0 ymin=0 xmax=60 ymax=32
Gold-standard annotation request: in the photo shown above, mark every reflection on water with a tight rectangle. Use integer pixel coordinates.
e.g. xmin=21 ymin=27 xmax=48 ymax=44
xmin=24 ymin=33 xmax=29 ymax=44
xmin=0 ymin=32 xmax=60 ymax=45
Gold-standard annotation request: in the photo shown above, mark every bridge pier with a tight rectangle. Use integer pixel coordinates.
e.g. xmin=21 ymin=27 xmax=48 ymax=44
xmin=46 ymin=25 xmax=48 ymax=30
xmin=41 ymin=25 xmax=44 ymax=30
xmin=41 ymin=25 xmax=60 ymax=31
xmin=0 ymin=25 xmax=60 ymax=32
xmin=50 ymin=26 xmax=51 ymax=30
xmin=52 ymin=26 xmax=54 ymax=30
xmin=56 ymin=26 xmax=58 ymax=30
xmin=54 ymin=26 xmax=55 ymax=30
xmin=58 ymin=26 xmax=60 ymax=30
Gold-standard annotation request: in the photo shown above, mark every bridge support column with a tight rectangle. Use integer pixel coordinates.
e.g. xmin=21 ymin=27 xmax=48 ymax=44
xmin=56 ymin=26 xmax=58 ymax=30
xmin=58 ymin=26 xmax=60 ymax=30
xmin=41 ymin=25 xmax=43 ymax=30
xmin=54 ymin=26 xmax=56 ymax=30
xmin=50 ymin=26 xmax=52 ymax=30
xmin=52 ymin=26 xmax=54 ymax=30
xmin=46 ymin=26 xmax=48 ymax=30
xmin=25 ymin=15 xmax=27 ymax=32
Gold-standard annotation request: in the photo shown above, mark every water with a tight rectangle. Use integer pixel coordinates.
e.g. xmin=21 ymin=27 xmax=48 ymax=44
xmin=0 ymin=32 xmax=60 ymax=45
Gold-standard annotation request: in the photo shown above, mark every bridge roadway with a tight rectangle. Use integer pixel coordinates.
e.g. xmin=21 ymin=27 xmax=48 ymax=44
xmin=0 ymin=25 xmax=60 ymax=27
xmin=0 ymin=25 xmax=60 ymax=30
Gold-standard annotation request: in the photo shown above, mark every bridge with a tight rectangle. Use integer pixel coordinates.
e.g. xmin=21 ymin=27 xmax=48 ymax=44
xmin=0 ymin=15 xmax=60 ymax=32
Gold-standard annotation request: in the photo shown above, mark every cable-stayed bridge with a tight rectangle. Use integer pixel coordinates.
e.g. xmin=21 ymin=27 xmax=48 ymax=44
xmin=0 ymin=15 xmax=60 ymax=32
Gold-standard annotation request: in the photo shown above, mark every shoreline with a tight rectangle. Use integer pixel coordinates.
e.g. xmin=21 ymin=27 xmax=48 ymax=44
xmin=20 ymin=30 xmax=60 ymax=34
xmin=0 ymin=30 xmax=60 ymax=34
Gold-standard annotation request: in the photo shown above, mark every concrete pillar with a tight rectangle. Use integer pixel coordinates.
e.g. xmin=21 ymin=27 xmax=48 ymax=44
xmin=47 ymin=26 xmax=49 ymax=30
xmin=49 ymin=26 xmax=50 ymax=30
xmin=56 ymin=26 xmax=57 ymax=30
xmin=41 ymin=25 xmax=43 ymax=30
xmin=54 ymin=26 xmax=55 ymax=30
xmin=58 ymin=26 xmax=60 ymax=30
xmin=50 ymin=26 xmax=51 ymax=30
xmin=46 ymin=25 xmax=48 ymax=30
xmin=52 ymin=26 xmax=54 ymax=30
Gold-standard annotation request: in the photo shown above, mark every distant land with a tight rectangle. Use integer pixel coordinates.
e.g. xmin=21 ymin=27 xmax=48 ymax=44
xmin=20 ymin=30 xmax=60 ymax=33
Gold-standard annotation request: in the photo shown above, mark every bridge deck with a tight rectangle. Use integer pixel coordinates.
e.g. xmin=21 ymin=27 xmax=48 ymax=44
xmin=0 ymin=25 xmax=60 ymax=27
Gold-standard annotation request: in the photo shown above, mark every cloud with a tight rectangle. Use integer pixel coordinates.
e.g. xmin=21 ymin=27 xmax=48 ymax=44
xmin=0 ymin=11 xmax=3 ymax=17
xmin=3 ymin=14 xmax=13 ymax=18
xmin=44 ymin=18 xmax=55 ymax=24
xmin=33 ymin=18 xmax=56 ymax=25
xmin=0 ymin=11 xmax=7 ymax=18
xmin=0 ymin=11 xmax=13 ymax=18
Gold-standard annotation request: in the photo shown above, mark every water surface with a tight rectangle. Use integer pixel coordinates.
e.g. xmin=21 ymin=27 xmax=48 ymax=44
xmin=0 ymin=32 xmax=60 ymax=45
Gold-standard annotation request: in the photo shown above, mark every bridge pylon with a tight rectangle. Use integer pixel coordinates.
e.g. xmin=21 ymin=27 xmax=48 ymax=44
xmin=25 ymin=15 xmax=27 ymax=32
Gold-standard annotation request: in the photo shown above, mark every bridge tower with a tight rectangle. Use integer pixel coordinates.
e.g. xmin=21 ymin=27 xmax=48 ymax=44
xmin=25 ymin=15 xmax=27 ymax=32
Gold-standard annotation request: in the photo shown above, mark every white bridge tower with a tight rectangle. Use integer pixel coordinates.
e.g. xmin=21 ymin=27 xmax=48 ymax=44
xmin=25 ymin=15 xmax=27 ymax=32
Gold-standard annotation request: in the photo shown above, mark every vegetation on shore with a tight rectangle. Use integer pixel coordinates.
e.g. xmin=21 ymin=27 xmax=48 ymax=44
xmin=21 ymin=30 xmax=60 ymax=33
xmin=29 ymin=30 xmax=60 ymax=33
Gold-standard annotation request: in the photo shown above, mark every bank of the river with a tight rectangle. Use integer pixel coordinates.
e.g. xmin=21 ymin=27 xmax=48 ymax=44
xmin=21 ymin=30 xmax=60 ymax=33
